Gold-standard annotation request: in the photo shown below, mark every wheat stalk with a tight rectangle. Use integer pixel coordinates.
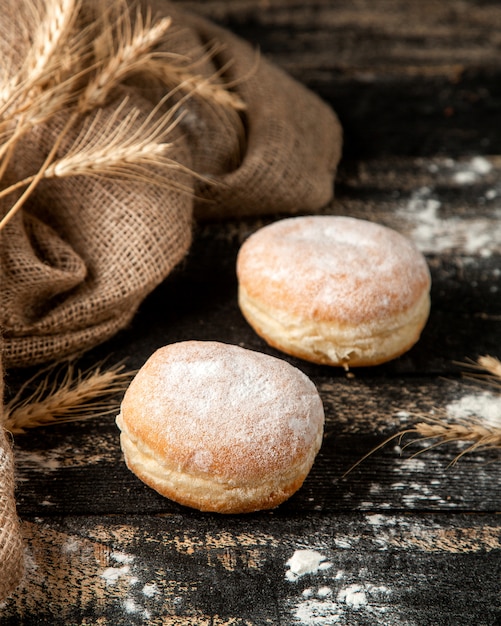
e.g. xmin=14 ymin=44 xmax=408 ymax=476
xmin=0 ymin=0 xmax=248 ymax=230
xmin=344 ymin=355 xmax=501 ymax=476
xmin=460 ymin=355 xmax=501 ymax=388
xmin=0 ymin=0 xmax=81 ymax=178
xmin=45 ymin=102 xmax=195 ymax=192
xmin=0 ymin=95 xmax=198 ymax=202
xmin=411 ymin=415 xmax=501 ymax=461
xmin=0 ymin=0 xmax=79 ymax=110
xmin=144 ymin=40 xmax=247 ymax=112
xmin=3 ymin=362 xmax=133 ymax=435
xmin=79 ymin=8 xmax=173 ymax=113
xmin=0 ymin=1 xmax=176 ymax=229
xmin=25 ymin=0 xmax=81 ymax=90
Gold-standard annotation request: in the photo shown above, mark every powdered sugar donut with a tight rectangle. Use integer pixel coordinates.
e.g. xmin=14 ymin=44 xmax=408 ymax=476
xmin=236 ymin=216 xmax=431 ymax=367
xmin=116 ymin=341 xmax=324 ymax=513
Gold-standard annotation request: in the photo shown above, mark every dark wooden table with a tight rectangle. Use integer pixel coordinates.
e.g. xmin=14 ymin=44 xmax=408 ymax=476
xmin=2 ymin=1 xmax=501 ymax=624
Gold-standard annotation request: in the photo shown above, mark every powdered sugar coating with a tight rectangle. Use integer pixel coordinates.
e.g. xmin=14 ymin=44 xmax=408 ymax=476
xmin=236 ymin=216 xmax=431 ymax=325
xmin=119 ymin=341 xmax=324 ymax=484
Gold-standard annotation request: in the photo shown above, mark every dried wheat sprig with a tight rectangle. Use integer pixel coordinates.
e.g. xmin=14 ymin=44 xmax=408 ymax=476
xmin=343 ymin=412 xmax=501 ymax=477
xmin=25 ymin=0 xmax=81 ymax=90
xmin=79 ymin=8 xmax=172 ymax=113
xmin=0 ymin=0 xmax=91 ymax=174
xmin=0 ymin=0 xmax=163 ymax=146
xmin=479 ymin=355 xmax=501 ymax=378
xmin=145 ymin=40 xmax=248 ymax=112
xmin=459 ymin=355 xmax=501 ymax=389
xmin=344 ymin=355 xmax=501 ymax=476
xmin=44 ymin=104 xmax=195 ymax=192
xmin=0 ymin=0 xmax=81 ymax=114
xmin=0 ymin=0 xmax=246 ymax=230
xmin=0 ymin=10 xmax=183 ymax=228
xmin=410 ymin=415 xmax=501 ymax=462
xmin=0 ymin=95 xmax=197 ymax=206
xmin=3 ymin=362 xmax=133 ymax=435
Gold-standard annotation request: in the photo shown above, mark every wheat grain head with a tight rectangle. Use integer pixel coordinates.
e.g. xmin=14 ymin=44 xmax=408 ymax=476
xmin=3 ymin=362 xmax=133 ymax=435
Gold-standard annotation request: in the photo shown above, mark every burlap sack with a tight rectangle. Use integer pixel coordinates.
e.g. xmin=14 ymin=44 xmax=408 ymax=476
xmin=0 ymin=354 xmax=25 ymax=601
xmin=0 ymin=0 xmax=342 ymax=601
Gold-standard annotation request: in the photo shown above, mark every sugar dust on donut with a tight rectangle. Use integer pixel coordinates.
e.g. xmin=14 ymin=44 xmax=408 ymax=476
xmin=236 ymin=216 xmax=431 ymax=368
xmin=116 ymin=341 xmax=325 ymax=513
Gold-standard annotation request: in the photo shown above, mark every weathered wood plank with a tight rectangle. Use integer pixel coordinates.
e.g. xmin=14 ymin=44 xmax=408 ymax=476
xmin=6 ymin=153 xmax=500 ymax=522
xmin=172 ymin=0 xmax=501 ymax=157
xmin=2 ymin=3 xmax=500 ymax=620
xmin=59 ymin=154 xmax=499 ymax=382
xmin=1 ymin=513 xmax=500 ymax=625
xmin=12 ymin=376 xmax=501 ymax=516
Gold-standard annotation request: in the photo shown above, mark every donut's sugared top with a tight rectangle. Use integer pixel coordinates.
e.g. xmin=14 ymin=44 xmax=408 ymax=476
xmin=120 ymin=341 xmax=324 ymax=483
xmin=236 ymin=216 xmax=431 ymax=325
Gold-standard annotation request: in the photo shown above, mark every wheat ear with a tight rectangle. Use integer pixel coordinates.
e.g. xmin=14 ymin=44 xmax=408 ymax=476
xmin=25 ymin=0 xmax=81 ymax=90
xmin=344 ymin=355 xmax=501 ymax=476
xmin=0 ymin=0 xmax=78 ymax=176
xmin=0 ymin=94 xmax=199 ymax=200
xmin=145 ymin=39 xmax=248 ymax=112
xmin=410 ymin=416 xmax=501 ymax=463
xmin=3 ymin=362 xmax=133 ymax=435
xmin=80 ymin=7 xmax=172 ymax=112
xmin=0 ymin=0 xmax=79 ymax=112
xmin=0 ymin=2 xmax=187 ymax=231
xmin=460 ymin=355 xmax=501 ymax=388
xmin=344 ymin=413 xmax=501 ymax=477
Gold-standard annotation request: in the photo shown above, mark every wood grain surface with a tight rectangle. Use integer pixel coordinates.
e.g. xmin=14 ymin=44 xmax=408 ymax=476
xmin=2 ymin=1 xmax=501 ymax=624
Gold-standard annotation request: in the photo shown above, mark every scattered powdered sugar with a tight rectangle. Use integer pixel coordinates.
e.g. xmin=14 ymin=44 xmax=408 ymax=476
xmin=285 ymin=549 xmax=398 ymax=623
xmin=62 ymin=537 xmax=80 ymax=554
xmin=397 ymin=185 xmax=500 ymax=256
xmin=318 ymin=586 xmax=333 ymax=598
xmin=337 ymin=584 xmax=368 ymax=609
xmin=446 ymin=391 xmax=501 ymax=427
xmin=111 ymin=552 xmax=135 ymax=565
xmin=294 ymin=598 xmax=341 ymax=624
xmin=142 ymin=583 xmax=160 ymax=598
xmin=286 ymin=550 xmax=333 ymax=581
xmin=290 ymin=580 xmax=393 ymax=624
xmin=14 ymin=450 xmax=62 ymax=472
xmin=123 ymin=597 xmax=151 ymax=619
xmin=366 ymin=514 xmax=389 ymax=526
xmin=97 ymin=551 xmax=163 ymax=619
xmin=452 ymin=156 xmax=493 ymax=183
xmin=101 ymin=565 xmax=131 ymax=586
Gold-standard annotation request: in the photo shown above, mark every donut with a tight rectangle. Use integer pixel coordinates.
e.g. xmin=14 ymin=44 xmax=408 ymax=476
xmin=236 ymin=216 xmax=431 ymax=368
xmin=116 ymin=341 xmax=324 ymax=513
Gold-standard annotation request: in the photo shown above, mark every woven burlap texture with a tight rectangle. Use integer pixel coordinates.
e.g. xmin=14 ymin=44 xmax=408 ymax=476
xmin=0 ymin=0 xmax=342 ymax=602
xmin=0 ymin=360 xmax=25 ymax=602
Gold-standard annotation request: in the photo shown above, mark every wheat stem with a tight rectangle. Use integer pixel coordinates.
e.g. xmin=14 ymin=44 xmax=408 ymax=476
xmin=0 ymin=110 xmax=78 ymax=229
xmin=143 ymin=38 xmax=254 ymax=112
xmin=3 ymin=362 xmax=133 ymax=435
xmin=344 ymin=355 xmax=501 ymax=475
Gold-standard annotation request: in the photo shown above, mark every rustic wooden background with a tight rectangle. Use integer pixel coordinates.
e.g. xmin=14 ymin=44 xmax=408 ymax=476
xmin=2 ymin=1 xmax=501 ymax=624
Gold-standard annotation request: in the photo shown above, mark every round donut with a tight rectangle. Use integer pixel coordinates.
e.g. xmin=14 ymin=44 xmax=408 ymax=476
xmin=116 ymin=341 xmax=324 ymax=513
xmin=236 ymin=216 xmax=431 ymax=368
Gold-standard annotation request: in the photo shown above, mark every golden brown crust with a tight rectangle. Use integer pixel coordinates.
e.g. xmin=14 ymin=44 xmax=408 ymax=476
xmin=236 ymin=216 xmax=431 ymax=367
xmin=117 ymin=341 xmax=324 ymax=513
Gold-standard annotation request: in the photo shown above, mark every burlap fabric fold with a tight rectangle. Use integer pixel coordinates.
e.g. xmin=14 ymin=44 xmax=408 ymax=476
xmin=0 ymin=351 xmax=25 ymax=601
xmin=0 ymin=0 xmax=342 ymax=601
